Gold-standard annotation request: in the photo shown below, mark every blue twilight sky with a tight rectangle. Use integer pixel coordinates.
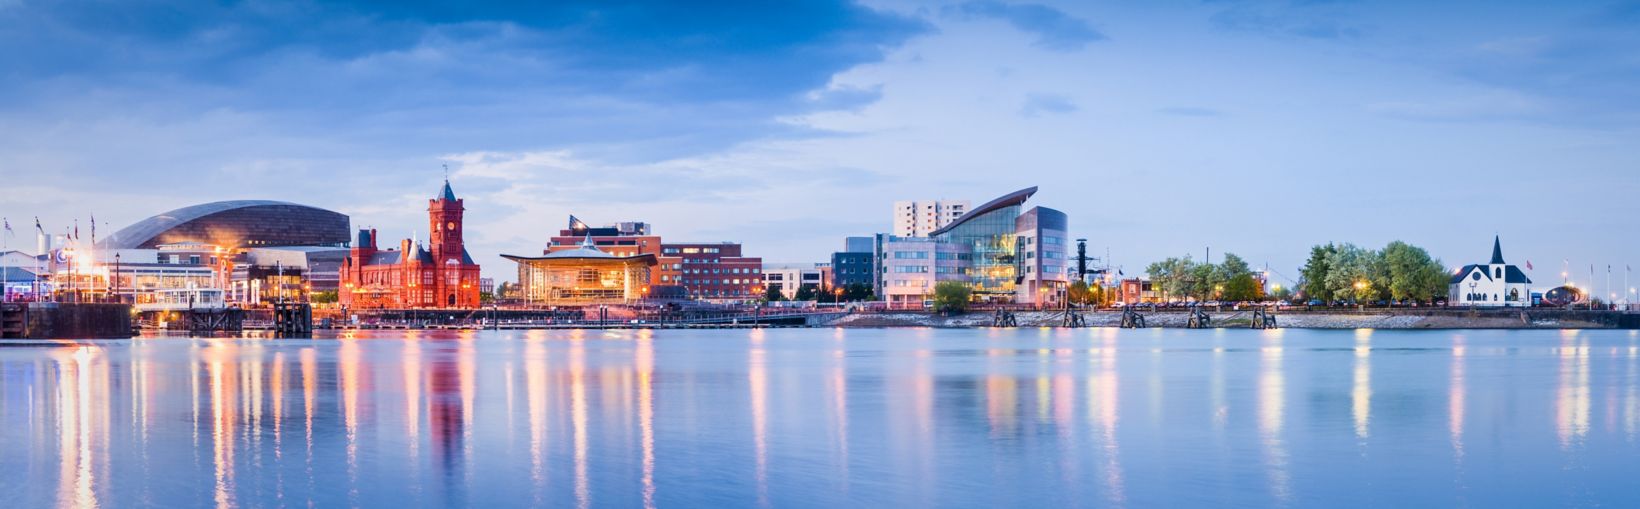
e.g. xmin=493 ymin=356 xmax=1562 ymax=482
xmin=1 ymin=0 xmax=1638 ymax=287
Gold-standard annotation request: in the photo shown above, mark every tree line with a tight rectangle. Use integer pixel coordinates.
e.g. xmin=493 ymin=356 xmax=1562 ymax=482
xmin=1298 ymin=241 xmax=1447 ymax=304
xmin=1144 ymin=252 xmax=1264 ymax=302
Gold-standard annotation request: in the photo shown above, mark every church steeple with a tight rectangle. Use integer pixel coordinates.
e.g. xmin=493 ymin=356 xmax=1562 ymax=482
xmin=1490 ymin=235 xmax=1505 ymax=265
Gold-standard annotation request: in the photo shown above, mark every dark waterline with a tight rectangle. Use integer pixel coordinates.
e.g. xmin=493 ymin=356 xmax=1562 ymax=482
xmin=2 ymin=328 xmax=1639 ymax=508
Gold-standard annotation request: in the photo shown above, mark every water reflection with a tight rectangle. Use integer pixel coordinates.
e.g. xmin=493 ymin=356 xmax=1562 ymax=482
xmin=4 ymin=329 xmax=1640 ymax=508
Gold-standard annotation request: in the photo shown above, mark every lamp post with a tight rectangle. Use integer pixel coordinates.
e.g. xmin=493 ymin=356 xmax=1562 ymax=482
xmin=114 ymin=252 xmax=121 ymax=304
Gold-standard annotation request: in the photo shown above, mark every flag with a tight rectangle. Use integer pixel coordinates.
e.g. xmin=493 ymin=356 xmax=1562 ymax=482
xmin=1526 ymin=260 xmax=1533 ymax=271
xmin=34 ymin=217 xmax=43 ymax=234
xmin=74 ymin=219 xmax=79 ymax=240
xmin=2 ymin=217 xmax=11 ymax=237
xmin=90 ymin=213 xmax=95 ymax=244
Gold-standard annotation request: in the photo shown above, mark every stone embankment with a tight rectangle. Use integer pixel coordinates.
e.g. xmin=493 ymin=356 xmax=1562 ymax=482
xmin=826 ymin=309 xmax=1624 ymax=329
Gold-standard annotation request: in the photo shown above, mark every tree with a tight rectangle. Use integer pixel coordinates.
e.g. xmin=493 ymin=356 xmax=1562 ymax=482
xmin=1146 ymin=256 xmax=1198 ymax=301
xmin=1301 ymin=244 xmax=1337 ymax=302
xmin=843 ymin=283 xmax=874 ymax=302
xmin=764 ymin=286 xmax=784 ymax=302
xmin=1222 ymin=273 xmax=1259 ymax=302
xmin=310 ymin=290 xmax=338 ymax=304
xmin=931 ymin=281 xmax=971 ymax=314
xmin=1068 ymin=280 xmax=1092 ymax=305
xmin=795 ymin=284 xmax=817 ymax=301
xmin=1382 ymin=241 xmax=1447 ymax=303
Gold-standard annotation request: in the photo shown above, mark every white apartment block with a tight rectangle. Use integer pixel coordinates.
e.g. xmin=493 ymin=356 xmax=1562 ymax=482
xmin=892 ymin=199 xmax=970 ymax=237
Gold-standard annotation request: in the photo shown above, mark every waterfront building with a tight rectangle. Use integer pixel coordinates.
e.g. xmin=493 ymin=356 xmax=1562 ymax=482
xmin=546 ymin=215 xmax=668 ymax=287
xmin=830 ymin=237 xmax=876 ymax=290
xmin=893 ymin=199 xmax=970 ymax=237
xmin=874 ymin=235 xmax=971 ymax=309
xmin=100 ymin=200 xmax=350 ymax=250
xmin=662 ymin=242 xmax=762 ymax=301
xmin=763 ymin=263 xmax=826 ymax=299
xmin=1119 ymin=278 xmax=1157 ymax=304
xmin=338 ymin=180 xmax=482 ymax=309
xmin=872 ymin=187 xmax=1070 ymax=307
xmin=503 ymin=237 xmax=657 ymax=305
xmin=1012 ymin=206 xmax=1070 ymax=305
xmin=229 ymin=246 xmax=350 ymax=304
xmin=543 ymin=215 xmax=763 ymax=301
xmin=1448 ymin=236 xmax=1532 ymax=307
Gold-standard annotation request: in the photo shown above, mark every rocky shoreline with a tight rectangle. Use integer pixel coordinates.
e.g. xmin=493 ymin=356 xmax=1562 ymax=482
xmin=824 ymin=310 xmax=1622 ymax=329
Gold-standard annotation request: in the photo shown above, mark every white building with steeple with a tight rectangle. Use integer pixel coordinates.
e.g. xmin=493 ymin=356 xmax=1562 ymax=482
xmin=1449 ymin=236 xmax=1532 ymax=307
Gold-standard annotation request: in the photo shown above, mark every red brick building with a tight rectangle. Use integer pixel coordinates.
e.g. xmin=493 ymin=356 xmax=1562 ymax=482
xmin=339 ymin=181 xmax=482 ymax=309
xmin=662 ymin=242 xmax=762 ymax=300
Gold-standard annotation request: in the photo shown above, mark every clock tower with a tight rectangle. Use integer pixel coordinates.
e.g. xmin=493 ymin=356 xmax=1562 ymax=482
xmin=429 ymin=179 xmax=464 ymax=260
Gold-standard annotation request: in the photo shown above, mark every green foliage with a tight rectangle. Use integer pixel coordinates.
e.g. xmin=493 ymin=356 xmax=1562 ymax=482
xmin=1146 ymin=256 xmax=1197 ymax=300
xmin=794 ymin=284 xmax=817 ymax=301
xmin=1222 ymin=273 xmax=1260 ymax=302
xmin=1146 ymin=252 xmax=1260 ymax=302
xmin=1382 ymin=241 xmax=1447 ymax=302
xmin=764 ymin=286 xmax=784 ymax=302
xmin=1301 ymin=244 xmax=1337 ymax=301
xmin=1068 ymin=280 xmax=1092 ymax=305
xmin=932 ymin=281 xmax=972 ymax=313
xmin=309 ymin=290 xmax=338 ymax=304
xmin=842 ymin=283 xmax=875 ymax=302
xmin=1302 ymin=240 xmax=1448 ymax=304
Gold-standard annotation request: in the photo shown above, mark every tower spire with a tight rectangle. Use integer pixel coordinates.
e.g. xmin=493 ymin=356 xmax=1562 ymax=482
xmin=1490 ymin=235 xmax=1505 ymax=265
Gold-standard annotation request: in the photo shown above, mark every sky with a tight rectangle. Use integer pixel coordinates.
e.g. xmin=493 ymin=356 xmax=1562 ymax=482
xmin=2 ymin=0 xmax=1638 ymax=289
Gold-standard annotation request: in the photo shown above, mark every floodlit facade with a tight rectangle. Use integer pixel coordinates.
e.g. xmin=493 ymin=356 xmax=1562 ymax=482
xmin=504 ymin=238 xmax=656 ymax=305
xmin=338 ymin=181 xmax=482 ymax=309
xmin=873 ymin=186 xmax=1070 ymax=307
xmin=100 ymin=200 xmax=350 ymax=250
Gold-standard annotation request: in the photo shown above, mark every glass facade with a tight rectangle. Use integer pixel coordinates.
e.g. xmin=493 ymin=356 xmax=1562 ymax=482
xmin=932 ymin=203 xmax=1020 ymax=300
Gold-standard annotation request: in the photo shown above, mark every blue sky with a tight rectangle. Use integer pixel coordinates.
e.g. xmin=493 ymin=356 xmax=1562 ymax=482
xmin=2 ymin=0 xmax=1638 ymax=289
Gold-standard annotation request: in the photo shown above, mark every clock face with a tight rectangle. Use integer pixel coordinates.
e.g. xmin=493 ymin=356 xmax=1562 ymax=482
xmin=447 ymin=222 xmax=457 ymax=231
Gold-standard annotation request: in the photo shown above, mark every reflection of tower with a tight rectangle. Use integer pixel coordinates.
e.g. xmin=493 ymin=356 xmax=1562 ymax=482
xmin=427 ymin=357 xmax=465 ymax=476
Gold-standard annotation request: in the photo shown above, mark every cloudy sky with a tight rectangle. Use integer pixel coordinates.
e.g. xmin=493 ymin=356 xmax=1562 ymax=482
xmin=2 ymin=0 xmax=1638 ymax=288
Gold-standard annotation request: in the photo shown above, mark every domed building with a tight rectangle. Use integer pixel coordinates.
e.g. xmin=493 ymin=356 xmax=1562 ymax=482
xmin=99 ymin=200 xmax=351 ymax=250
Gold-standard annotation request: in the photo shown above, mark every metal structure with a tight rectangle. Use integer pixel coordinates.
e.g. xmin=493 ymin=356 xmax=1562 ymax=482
xmin=1120 ymin=306 xmax=1146 ymax=328
xmin=1186 ymin=306 xmax=1213 ymax=328
xmin=1250 ymin=307 xmax=1278 ymax=329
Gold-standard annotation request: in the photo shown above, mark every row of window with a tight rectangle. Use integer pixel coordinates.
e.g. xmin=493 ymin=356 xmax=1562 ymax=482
xmin=662 ymin=247 xmax=724 ymax=255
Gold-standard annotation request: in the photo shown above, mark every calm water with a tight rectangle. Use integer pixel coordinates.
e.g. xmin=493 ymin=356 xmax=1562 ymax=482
xmin=2 ymin=328 xmax=1639 ymax=508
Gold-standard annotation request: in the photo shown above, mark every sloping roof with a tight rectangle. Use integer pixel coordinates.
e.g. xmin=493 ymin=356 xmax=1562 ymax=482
xmin=1450 ymin=264 xmax=1492 ymax=284
xmin=1 ymin=266 xmax=40 ymax=282
xmin=1449 ymin=263 xmax=1533 ymax=285
xmin=1490 ymin=235 xmax=1506 ymax=264
xmin=927 ymin=186 xmax=1038 ymax=237
xmin=439 ymin=180 xmax=457 ymax=201
xmin=368 ymin=251 xmax=404 ymax=265
xmin=1505 ymin=265 xmax=1532 ymax=284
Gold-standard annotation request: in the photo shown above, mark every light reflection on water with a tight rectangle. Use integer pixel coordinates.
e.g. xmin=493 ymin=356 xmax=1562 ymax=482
xmin=3 ymin=328 xmax=1640 ymax=507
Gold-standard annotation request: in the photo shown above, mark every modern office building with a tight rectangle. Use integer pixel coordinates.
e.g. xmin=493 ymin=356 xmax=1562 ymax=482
xmin=830 ymin=236 xmax=876 ymax=290
xmin=338 ymin=180 xmax=482 ymax=309
xmin=873 ymin=186 xmax=1069 ymax=307
xmin=875 ymin=235 xmax=971 ymax=308
xmin=100 ymin=200 xmax=350 ymax=250
xmin=763 ymin=263 xmax=826 ymax=299
xmin=1012 ymin=206 xmax=1070 ymax=305
xmin=504 ymin=237 xmax=658 ymax=305
xmin=892 ymin=199 xmax=970 ymax=237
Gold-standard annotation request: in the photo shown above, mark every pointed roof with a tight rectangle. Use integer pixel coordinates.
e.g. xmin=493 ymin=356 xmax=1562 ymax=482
xmin=1490 ymin=235 xmax=1505 ymax=264
xmin=439 ymin=180 xmax=457 ymax=201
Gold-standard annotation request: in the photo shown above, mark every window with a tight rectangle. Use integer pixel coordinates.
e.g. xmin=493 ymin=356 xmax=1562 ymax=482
xmin=894 ymin=251 xmax=929 ymax=259
xmin=893 ymin=266 xmax=929 ymax=273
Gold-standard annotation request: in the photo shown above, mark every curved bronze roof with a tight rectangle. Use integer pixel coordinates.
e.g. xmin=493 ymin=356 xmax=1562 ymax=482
xmin=928 ymin=186 xmax=1037 ymax=237
xmin=100 ymin=200 xmax=350 ymax=250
